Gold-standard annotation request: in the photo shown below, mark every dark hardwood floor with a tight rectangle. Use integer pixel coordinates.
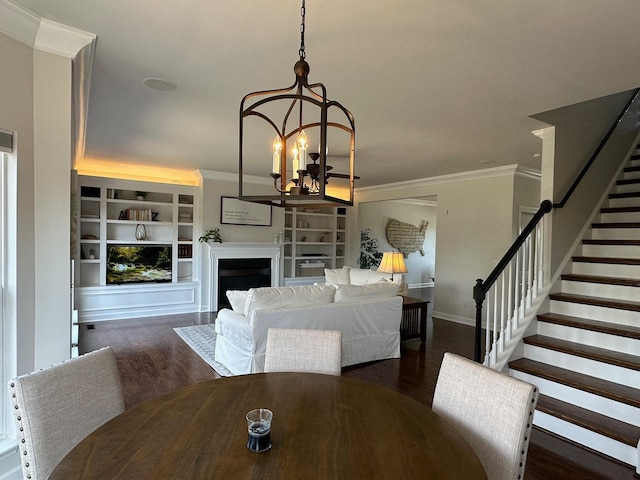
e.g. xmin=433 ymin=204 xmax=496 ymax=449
xmin=80 ymin=295 xmax=636 ymax=479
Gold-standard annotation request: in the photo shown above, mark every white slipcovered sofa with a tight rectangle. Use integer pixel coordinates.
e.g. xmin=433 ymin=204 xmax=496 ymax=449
xmin=324 ymin=266 xmax=409 ymax=296
xmin=214 ymin=283 xmax=403 ymax=375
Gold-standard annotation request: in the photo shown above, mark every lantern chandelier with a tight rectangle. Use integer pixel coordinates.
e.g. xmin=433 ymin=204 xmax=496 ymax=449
xmin=238 ymin=0 xmax=356 ymax=208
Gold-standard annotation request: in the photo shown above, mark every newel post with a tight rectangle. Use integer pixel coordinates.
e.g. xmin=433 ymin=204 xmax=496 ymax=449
xmin=473 ymin=279 xmax=485 ymax=363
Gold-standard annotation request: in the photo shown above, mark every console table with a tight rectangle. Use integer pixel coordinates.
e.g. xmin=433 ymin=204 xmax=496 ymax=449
xmin=401 ymin=296 xmax=429 ymax=343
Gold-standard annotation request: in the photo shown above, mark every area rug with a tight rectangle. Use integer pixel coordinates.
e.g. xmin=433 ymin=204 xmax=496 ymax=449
xmin=173 ymin=324 xmax=233 ymax=377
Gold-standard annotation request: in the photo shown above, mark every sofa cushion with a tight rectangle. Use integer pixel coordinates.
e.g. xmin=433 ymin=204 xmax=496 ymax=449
xmin=226 ymin=290 xmax=249 ymax=313
xmin=324 ymin=267 xmax=350 ymax=285
xmin=334 ymin=283 xmax=399 ymax=303
xmin=349 ymin=268 xmax=387 ymax=285
xmin=244 ymin=284 xmax=336 ymax=318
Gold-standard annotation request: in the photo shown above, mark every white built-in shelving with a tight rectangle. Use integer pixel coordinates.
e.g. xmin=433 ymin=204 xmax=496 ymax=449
xmin=283 ymin=207 xmax=347 ymax=280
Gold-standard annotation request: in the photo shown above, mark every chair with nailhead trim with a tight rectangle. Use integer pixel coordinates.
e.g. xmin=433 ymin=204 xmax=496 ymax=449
xmin=432 ymin=352 xmax=539 ymax=480
xmin=7 ymin=346 xmax=125 ymax=480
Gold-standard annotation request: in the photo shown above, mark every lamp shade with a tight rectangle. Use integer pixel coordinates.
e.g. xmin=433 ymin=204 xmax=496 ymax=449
xmin=377 ymin=252 xmax=408 ymax=276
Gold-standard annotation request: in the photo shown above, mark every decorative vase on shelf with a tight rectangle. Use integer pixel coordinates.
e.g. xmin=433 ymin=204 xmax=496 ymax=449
xmin=135 ymin=224 xmax=147 ymax=241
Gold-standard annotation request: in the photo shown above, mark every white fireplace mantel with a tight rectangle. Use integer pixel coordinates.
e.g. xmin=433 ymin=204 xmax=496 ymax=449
xmin=207 ymin=242 xmax=283 ymax=312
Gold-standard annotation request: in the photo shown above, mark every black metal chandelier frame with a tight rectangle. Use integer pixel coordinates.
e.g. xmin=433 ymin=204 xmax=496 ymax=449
xmin=238 ymin=0 xmax=356 ymax=208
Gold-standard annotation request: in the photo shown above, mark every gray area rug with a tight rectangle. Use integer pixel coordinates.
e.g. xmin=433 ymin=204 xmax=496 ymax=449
xmin=173 ymin=324 xmax=233 ymax=377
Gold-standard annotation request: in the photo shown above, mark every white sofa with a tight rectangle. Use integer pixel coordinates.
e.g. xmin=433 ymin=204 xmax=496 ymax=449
xmin=214 ymin=283 xmax=403 ymax=375
xmin=324 ymin=266 xmax=409 ymax=296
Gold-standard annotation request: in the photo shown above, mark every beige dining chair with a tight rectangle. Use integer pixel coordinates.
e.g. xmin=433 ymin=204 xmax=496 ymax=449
xmin=264 ymin=327 xmax=342 ymax=376
xmin=7 ymin=346 xmax=125 ymax=480
xmin=432 ymin=352 xmax=539 ymax=480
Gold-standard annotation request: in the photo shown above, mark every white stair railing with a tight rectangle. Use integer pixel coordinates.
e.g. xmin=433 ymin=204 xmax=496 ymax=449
xmin=473 ymin=200 xmax=552 ymax=369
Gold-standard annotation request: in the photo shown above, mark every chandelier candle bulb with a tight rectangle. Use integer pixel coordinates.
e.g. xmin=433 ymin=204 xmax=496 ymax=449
xmin=272 ymin=136 xmax=282 ymax=174
xmin=292 ymin=146 xmax=299 ymax=180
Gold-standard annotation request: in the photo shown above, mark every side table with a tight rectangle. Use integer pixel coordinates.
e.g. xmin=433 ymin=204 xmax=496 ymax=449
xmin=400 ymin=296 xmax=429 ymax=343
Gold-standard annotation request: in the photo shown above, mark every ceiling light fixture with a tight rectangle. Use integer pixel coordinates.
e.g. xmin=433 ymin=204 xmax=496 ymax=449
xmin=238 ymin=0 xmax=356 ymax=208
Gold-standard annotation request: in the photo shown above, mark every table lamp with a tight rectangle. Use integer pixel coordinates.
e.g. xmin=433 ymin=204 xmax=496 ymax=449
xmin=377 ymin=252 xmax=408 ymax=280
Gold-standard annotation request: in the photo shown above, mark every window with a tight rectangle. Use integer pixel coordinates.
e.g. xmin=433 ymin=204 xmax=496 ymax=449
xmin=0 ymin=131 xmax=18 ymax=467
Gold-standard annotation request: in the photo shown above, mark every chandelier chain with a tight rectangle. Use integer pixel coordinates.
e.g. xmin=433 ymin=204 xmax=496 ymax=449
xmin=299 ymin=0 xmax=306 ymax=59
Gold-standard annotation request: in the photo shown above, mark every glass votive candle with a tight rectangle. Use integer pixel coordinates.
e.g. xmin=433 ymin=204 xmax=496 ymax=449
xmin=246 ymin=408 xmax=273 ymax=452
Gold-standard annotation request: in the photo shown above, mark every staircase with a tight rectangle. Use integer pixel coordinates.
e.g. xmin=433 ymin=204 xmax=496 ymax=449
xmin=509 ymin=149 xmax=640 ymax=471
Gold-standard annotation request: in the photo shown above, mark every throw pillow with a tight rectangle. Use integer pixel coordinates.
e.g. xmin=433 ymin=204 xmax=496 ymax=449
xmin=349 ymin=268 xmax=386 ymax=285
xmin=226 ymin=290 xmax=249 ymax=313
xmin=334 ymin=283 xmax=399 ymax=302
xmin=244 ymin=284 xmax=336 ymax=318
xmin=324 ymin=267 xmax=350 ymax=285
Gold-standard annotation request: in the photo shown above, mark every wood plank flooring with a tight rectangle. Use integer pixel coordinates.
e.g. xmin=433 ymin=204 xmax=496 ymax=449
xmin=80 ymin=308 xmax=637 ymax=480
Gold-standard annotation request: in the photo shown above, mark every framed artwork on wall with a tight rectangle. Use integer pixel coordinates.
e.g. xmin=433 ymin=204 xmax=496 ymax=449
xmin=220 ymin=196 xmax=272 ymax=226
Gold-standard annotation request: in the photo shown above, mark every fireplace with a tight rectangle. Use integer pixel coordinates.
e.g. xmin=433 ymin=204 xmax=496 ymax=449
xmin=208 ymin=243 xmax=282 ymax=312
xmin=217 ymin=258 xmax=271 ymax=310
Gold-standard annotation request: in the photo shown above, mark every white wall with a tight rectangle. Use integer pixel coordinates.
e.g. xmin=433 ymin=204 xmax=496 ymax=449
xmin=358 ymin=199 xmax=436 ymax=286
xmin=532 ymin=89 xmax=640 ymax=271
xmin=33 ymin=49 xmax=73 ymax=368
xmin=355 ymin=166 xmax=539 ymax=324
xmin=198 ymin=171 xmax=286 ymax=311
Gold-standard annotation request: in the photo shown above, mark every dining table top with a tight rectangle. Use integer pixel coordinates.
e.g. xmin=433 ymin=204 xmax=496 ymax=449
xmin=49 ymin=372 xmax=487 ymax=479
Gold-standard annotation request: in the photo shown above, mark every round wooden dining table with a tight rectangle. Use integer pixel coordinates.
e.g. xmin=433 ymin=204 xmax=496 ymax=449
xmin=49 ymin=373 xmax=487 ymax=479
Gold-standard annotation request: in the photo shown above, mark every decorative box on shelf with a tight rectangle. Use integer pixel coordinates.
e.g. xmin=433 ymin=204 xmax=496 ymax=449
xmin=299 ymin=261 xmax=325 ymax=277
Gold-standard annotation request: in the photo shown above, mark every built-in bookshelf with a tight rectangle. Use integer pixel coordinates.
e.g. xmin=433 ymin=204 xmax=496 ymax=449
xmin=74 ymin=176 xmax=200 ymax=322
xmin=283 ymin=207 xmax=347 ymax=282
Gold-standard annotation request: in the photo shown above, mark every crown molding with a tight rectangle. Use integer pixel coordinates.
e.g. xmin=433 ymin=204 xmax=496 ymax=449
xmin=199 ymin=169 xmax=272 ymax=186
xmin=0 ymin=1 xmax=95 ymax=57
xmin=0 ymin=0 xmax=39 ymax=46
xmin=35 ymin=19 xmax=95 ymax=58
xmin=357 ymin=164 xmax=541 ymax=196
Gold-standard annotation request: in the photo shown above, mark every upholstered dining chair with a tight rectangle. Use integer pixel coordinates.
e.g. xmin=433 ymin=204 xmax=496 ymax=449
xmin=264 ymin=328 xmax=342 ymax=376
xmin=7 ymin=346 xmax=125 ymax=480
xmin=432 ymin=352 xmax=539 ymax=480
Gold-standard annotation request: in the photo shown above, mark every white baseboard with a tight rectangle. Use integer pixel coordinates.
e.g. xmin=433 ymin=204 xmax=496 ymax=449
xmin=432 ymin=311 xmax=475 ymax=326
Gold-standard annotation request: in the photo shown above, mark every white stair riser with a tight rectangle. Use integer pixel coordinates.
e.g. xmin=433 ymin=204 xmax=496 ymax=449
xmin=510 ymin=369 xmax=640 ymax=425
xmin=523 ymin=344 xmax=640 ymax=389
xmin=590 ymin=228 xmax=640 ymax=240
xmin=622 ymin=170 xmax=640 ymax=181
xmin=561 ymin=280 xmax=640 ymax=302
xmin=533 ymin=411 xmax=637 ymax=467
xmin=581 ymin=244 xmax=640 ymax=259
xmin=599 ymin=211 xmax=640 ymax=223
xmin=607 ymin=197 xmax=640 ymax=208
xmin=572 ymin=262 xmax=640 ymax=278
xmin=537 ymin=321 xmax=640 ymax=357
xmin=614 ymin=183 xmax=640 ymax=194
xmin=550 ymin=300 xmax=640 ymax=325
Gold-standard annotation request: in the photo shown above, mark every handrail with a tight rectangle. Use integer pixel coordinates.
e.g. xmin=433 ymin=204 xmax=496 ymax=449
xmin=473 ymin=200 xmax=551 ymax=361
xmin=554 ymin=88 xmax=640 ymax=208
xmin=472 ymin=87 xmax=640 ymax=363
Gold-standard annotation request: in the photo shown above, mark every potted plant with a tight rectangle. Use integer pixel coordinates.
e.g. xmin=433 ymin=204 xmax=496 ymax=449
xmin=199 ymin=228 xmax=222 ymax=243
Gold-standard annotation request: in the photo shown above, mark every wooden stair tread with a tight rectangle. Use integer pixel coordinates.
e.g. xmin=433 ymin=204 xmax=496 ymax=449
xmin=582 ymin=239 xmax=640 ymax=246
xmin=549 ymin=292 xmax=640 ymax=312
xmin=561 ymin=273 xmax=640 ymax=287
xmin=536 ymin=394 xmax=640 ymax=447
xmin=617 ymin=178 xmax=640 ymax=186
xmin=572 ymin=256 xmax=640 ymax=265
xmin=591 ymin=222 xmax=640 ymax=228
xmin=600 ymin=206 xmax=640 ymax=213
xmin=529 ymin=427 xmax=638 ymax=480
xmin=524 ymin=334 xmax=640 ymax=371
xmin=624 ymin=165 xmax=640 ymax=173
xmin=537 ymin=312 xmax=640 ymax=340
xmin=509 ymin=358 xmax=640 ymax=408
xmin=609 ymin=191 xmax=640 ymax=199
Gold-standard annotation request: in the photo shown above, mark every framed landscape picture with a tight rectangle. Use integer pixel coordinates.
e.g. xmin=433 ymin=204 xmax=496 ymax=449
xmin=220 ymin=196 xmax=272 ymax=226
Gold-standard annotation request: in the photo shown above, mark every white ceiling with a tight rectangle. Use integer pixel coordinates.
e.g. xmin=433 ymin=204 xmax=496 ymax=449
xmin=11 ymin=0 xmax=640 ymax=187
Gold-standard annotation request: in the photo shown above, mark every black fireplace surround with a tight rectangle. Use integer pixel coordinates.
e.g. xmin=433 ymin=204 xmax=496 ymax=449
xmin=217 ymin=258 xmax=271 ymax=310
